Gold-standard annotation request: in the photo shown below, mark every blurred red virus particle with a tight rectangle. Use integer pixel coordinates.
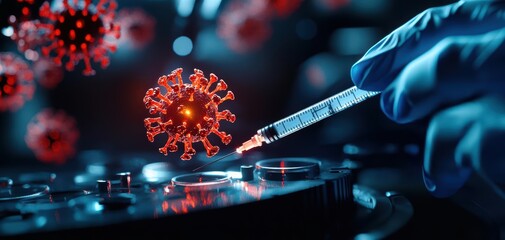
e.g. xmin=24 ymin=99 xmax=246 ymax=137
xmin=33 ymin=0 xmax=120 ymax=76
xmin=260 ymin=0 xmax=303 ymax=18
xmin=25 ymin=109 xmax=79 ymax=164
xmin=217 ymin=1 xmax=271 ymax=53
xmin=116 ymin=8 xmax=155 ymax=50
xmin=33 ymin=57 xmax=64 ymax=89
xmin=143 ymin=68 xmax=236 ymax=160
xmin=0 ymin=52 xmax=35 ymax=112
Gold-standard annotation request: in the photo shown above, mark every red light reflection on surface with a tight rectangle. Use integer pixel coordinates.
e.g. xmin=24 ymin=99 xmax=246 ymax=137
xmin=243 ymin=180 xmax=289 ymax=200
xmin=242 ymin=182 xmax=263 ymax=200
xmin=280 ymin=160 xmax=285 ymax=175
xmin=161 ymin=200 xmax=169 ymax=213
xmin=161 ymin=186 xmax=229 ymax=214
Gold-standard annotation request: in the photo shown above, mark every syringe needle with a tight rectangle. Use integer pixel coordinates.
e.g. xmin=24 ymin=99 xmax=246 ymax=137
xmin=192 ymin=151 xmax=237 ymax=172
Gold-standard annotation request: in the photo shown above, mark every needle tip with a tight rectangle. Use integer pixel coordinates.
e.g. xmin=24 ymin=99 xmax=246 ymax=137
xmin=191 ymin=151 xmax=238 ymax=172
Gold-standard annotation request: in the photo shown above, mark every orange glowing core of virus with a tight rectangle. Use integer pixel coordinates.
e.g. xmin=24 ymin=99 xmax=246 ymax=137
xmin=143 ymin=68 xmax=236 ymax=160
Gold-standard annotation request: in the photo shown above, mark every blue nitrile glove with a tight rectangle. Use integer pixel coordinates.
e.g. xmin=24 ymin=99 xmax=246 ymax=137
xmin=351 ymin=0 xmax=505 ymax=198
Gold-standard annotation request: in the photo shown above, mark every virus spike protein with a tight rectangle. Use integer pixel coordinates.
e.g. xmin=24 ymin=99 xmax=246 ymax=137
xmin=144 ymin=68 xmax=236 ymax=161
xmin=35 ymin=0 xmax=120 ymax=76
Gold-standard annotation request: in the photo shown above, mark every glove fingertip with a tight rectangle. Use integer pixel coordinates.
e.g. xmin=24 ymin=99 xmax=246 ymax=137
xmin=351 ymin=59 xmax=393 ymax=91
xmin=350 ymin=62 xmax=367 ymax=88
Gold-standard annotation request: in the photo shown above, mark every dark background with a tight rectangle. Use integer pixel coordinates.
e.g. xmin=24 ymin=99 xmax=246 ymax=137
xmin=2 ymin=0 xmax=498 ymax=239
xmin=0 ymin=0 xmax=452 ymax=165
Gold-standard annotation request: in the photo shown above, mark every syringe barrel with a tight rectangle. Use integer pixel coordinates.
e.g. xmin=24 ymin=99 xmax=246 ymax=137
xmin=258 ymin=86 xmax=380 ymax=144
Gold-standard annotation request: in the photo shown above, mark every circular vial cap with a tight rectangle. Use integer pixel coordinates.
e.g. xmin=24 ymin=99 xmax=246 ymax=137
xmin=240 ymin=165 xmax=254 ymax=181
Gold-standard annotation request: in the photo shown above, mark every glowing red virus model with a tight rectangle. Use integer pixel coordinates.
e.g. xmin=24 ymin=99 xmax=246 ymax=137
xmin=0 ymin=52 xmax=35 ymax=112
xmin=25 ymin=109 xmax=79 ymax=164
xmin=33 ymin=0 xmax=120 ymax=76
xmin=217 ymin=1 xmax=271 ymax=53
xmin=116 ymin=8 xmax=155 ymax=50
xmin=143 ymin=68 xmax=236 ymax=160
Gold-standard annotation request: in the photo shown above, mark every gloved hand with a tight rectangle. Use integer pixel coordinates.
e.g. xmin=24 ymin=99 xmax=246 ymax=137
xmin=351 ymin=0 xmax=505 ymax=198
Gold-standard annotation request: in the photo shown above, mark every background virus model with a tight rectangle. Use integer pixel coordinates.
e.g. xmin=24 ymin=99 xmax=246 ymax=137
xmin=33 ymin=57 xmax=64 ymax=89
xmin=143 ymin=68 xmax=236 ymax=160
xmin=217 ymin=1 xmax=271 ymax=53
xmin=116 ymin=8 xmax=155 ymax=50
xmin=261 ymin=0 xmax=303 ymax=18
xmin=0 ymin=52 xmax=35 ymax=112
xmin=25 ymin=109 xmax=79 ymax=164
xmin=217 ymin=0 xmax=303 ymax=53
xmin=32 ymin=0 xmax=120 ymax=76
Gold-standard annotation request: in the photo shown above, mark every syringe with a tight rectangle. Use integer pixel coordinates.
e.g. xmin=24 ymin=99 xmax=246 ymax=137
xmin=192 ymin=86 xmax=380 ymax=172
